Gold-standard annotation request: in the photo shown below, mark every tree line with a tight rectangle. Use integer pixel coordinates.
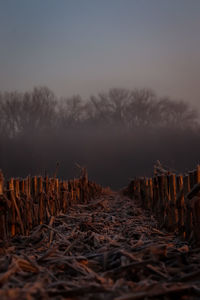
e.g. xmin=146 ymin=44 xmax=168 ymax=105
xmin=0 ymin=86 xmax=198 ymax=138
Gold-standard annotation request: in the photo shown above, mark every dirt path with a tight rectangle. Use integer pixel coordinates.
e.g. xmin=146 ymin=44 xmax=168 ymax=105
xmin=0 ymin=192 xmax=200 ymax=299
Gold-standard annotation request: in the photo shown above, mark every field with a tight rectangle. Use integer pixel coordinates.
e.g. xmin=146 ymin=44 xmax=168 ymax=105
xmin=0 ymin=167 xmax=200 ymax=299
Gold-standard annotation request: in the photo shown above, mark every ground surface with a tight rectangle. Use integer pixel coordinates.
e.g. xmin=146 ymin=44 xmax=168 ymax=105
xmin=0 ymin=192 xmax=200 ymax=299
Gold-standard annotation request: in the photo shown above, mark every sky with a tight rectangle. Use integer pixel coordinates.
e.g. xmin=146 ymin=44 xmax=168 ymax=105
xmin=0 ymin=0 xmax=200 ymax=106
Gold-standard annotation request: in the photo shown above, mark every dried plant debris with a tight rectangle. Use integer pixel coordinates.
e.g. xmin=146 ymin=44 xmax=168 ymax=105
xmin=0 ymin=192 xmax=200 ymax=300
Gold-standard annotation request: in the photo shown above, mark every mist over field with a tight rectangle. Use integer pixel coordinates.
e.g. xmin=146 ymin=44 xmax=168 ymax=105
xmin=0 ymin=86 xmax=199 ymax=189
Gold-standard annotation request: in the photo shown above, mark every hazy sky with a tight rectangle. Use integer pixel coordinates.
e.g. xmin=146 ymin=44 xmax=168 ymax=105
xmin=0 ymin=0 xmax=200 ymax=105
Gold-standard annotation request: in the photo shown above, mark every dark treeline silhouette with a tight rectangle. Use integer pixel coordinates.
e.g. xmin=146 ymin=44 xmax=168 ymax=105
xmin=0 ymin=86 xmax=199 ymax=189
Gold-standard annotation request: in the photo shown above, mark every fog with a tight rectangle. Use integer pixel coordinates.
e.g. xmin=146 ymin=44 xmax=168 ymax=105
xmin=0 ymin=86 xmax=199 ymax=189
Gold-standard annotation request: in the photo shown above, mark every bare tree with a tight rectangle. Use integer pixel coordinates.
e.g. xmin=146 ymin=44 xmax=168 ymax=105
xmin=158 ymin=98 xmax=198 ymax=128
xmin=0 ymin=91 xmax=23 ymax=137
xmin=124 ymin=88 xmax=157 ymax=128
xmin=89 ymin=88 xmax=131 ymax=128
xmin=20 ymin=86 xmax=57 ymax=134
xmin=0 ymin=87 xmax=57 ymax=137
xmin=57 ymin=95 xmax=83 ymax=129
